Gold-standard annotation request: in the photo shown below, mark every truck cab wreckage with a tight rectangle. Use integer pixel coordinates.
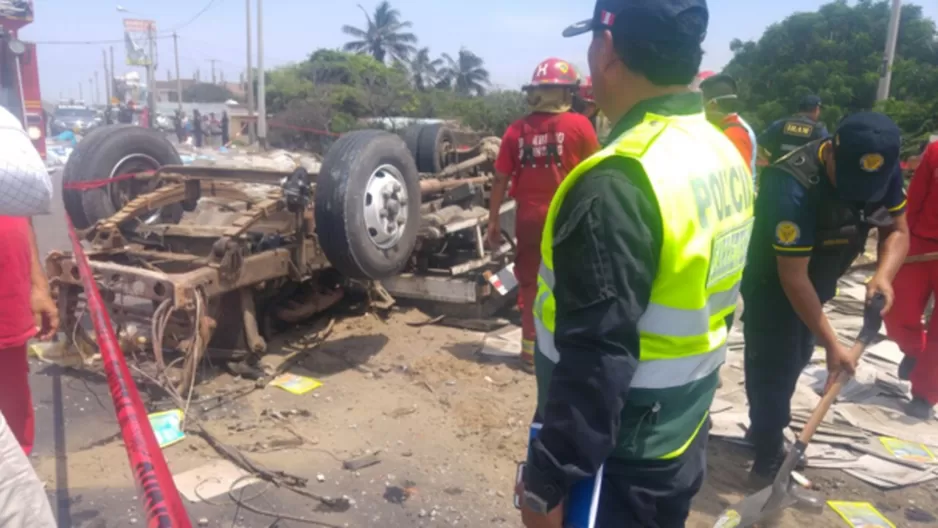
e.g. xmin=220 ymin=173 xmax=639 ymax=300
xmin=47 ymin=124 xmax=516 ymax=393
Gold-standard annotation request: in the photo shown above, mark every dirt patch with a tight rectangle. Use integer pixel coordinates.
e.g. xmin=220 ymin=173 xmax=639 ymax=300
xmin=36 ymin=308 xmax=938 ymax=527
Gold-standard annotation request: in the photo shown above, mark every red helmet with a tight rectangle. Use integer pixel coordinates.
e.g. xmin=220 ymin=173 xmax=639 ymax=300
xmin=525 ymin=58 xmax=579 ymax=89
xmin=690 ymin=70 xmax=716 ymax=92
xmin=579 ymin=76 xmax=594 ymax=103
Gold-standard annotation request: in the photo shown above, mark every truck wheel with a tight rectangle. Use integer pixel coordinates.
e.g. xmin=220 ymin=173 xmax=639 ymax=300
xmin=415 ymin=123 xmax=455 ymax=174
xmin=402 ymin=125 xmax=422 ymax=162
xmin=70 ymin=126 xmax=184 ymax=226
xmin=315 ymin=130 xmax=420 ymax=280
xmin=62 ymin=124 xmax=135 ymax=228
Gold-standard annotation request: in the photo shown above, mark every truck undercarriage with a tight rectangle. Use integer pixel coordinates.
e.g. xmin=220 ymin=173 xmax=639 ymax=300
xmin=47 ymin=124 xmax=516 ymax=394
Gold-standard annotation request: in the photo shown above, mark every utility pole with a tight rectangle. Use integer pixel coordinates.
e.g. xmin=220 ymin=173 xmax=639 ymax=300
xmin=110 ymin=46 xmax=115 ymax=102
xmin=146 ymin=23 xmax=156 ymax=127
xmin=90 ymin=78 xmax=94 ymax=105
xmin=877 ymin=0 xmax=902 ymax=101
xmin=257 ymin=0 xmax=267 ymax=148
xmin=245 ymin=0 xmax=255 ymax=143
xmin=208 ymin=59 xmax=218 ymax=84
xmin=94 ymin=72 xmax=99 ymax=106
xmin=103 ymin=49 xmax=111 ymax=104
xmin=173 ymin=32 xmax=183 ymax=111
xmin=79 ymin=81 xmax=83 ymax=101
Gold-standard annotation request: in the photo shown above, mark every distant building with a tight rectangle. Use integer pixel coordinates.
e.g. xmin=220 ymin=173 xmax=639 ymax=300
xmin=154 ymin=79 xmax=246 ymax=103
xmin=154 ymin=79 xmax=198 ymax=103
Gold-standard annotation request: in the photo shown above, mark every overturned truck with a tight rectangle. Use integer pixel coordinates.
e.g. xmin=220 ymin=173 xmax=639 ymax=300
xmin=47 ymin=124 xmax=516 ymax=393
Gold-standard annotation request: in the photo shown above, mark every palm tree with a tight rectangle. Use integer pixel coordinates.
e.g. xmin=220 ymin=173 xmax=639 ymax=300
xmin=410 ymin=47 xmax=443 ymax=91
xmin=439 ymin=48 xmax=491 ymax=96
xmin=342 ymin=2 xmax=418 ymax=65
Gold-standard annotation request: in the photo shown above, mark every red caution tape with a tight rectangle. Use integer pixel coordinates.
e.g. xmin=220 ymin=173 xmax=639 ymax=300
xmin=62 ymin=171 xmax=156 ymax=191
xmin=66 ymin=215 xmax=192 ymax=528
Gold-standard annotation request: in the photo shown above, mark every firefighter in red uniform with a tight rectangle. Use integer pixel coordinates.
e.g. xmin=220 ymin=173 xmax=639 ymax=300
xmin=487 ymin=58 xmax=600 ymax=367
xmin=885 ymin=140 xmax=938 ymax=419
xmin=574 ymin=76 xmax=598 ymax=122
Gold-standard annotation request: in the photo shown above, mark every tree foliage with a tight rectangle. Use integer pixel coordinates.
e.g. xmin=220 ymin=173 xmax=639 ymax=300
xmin=410 ymin=47 xmax=443 ymax=91
xmin=439 ymin=49 xmax=491 ymax=96
xmin=724 ymin=0 xmax=938 ymax=150
xmin=342 ymin=1 xmax=418 ymax=64
xmin=264 ymin=50 xmax=522 ymax=151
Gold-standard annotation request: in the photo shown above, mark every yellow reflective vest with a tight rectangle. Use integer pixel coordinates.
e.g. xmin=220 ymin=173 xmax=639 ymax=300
xmin=533 ymin=111 xmax=754 ymax=460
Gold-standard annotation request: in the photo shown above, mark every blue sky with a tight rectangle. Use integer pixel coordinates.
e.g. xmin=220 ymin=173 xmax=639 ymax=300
xmin=23 ymin=0 xmax=938 ymax=103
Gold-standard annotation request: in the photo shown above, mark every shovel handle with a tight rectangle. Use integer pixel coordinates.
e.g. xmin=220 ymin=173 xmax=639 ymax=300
xmin=796 ymin=353 xmax=855 ymax=444
xmin=797 ymin=293 xmax=884 ymax=444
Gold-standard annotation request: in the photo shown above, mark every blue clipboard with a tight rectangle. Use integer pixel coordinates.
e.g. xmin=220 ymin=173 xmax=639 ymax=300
xmin=527 ymin=423 xmax=604 ymax=528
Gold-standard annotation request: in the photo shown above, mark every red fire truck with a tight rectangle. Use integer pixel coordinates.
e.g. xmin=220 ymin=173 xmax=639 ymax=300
xmin=0 ymin=1 xmax=44 ymax=158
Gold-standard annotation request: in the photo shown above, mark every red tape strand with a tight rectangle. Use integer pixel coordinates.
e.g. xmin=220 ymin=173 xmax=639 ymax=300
xmin=62 ymin=171 xmax=155 ymax=191
xmin=66 ymin=216 xmax=192 ymax=528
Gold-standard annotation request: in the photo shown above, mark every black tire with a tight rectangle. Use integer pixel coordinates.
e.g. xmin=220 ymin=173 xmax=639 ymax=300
xmin=402 ymin=125 xmax=422 ymax=162
xmin=415 ymin=123 xmax=455 ymax=174
xmin=73 ymin=126 xmax=183 ymax=226
xmin=62 ymin=124 xmax=136 ymax=228
xmin=315 ymin=130 xmax=421 ymax=280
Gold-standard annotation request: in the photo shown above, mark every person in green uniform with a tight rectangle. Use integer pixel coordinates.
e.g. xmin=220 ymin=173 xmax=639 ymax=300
xmin=516 ymin=0 xmax=755 ymax=526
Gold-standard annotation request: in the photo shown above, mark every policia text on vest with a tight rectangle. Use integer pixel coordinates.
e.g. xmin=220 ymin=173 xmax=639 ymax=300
xmin=534 ymin=112 xmax=755 ymax=462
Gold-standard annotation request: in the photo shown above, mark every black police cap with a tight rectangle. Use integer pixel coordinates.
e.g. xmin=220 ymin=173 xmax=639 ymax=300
xmin=833 ymin=112 xmax=901 ymax=203
xmin=562 ymin=0 xmax=709 ymax=46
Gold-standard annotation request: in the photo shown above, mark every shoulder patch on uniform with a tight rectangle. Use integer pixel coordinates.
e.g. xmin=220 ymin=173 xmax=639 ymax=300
xmin=775 ymin=221 xmax=801 ymax=245
xmin=783 ymin=122 xmax=814 ymax=138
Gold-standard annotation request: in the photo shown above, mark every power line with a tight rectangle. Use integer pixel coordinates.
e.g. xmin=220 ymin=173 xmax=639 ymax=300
xmin=34 ymin=35 xmax=174 ymax=45
xmin=166 ymin=0 xmax=222 ymax=32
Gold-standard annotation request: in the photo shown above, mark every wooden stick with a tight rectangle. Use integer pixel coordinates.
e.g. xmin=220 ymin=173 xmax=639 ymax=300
xmin=797 ymin=341 xmax=868 ymax=444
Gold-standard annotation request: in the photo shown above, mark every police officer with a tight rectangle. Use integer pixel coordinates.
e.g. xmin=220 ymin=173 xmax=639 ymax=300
xmin=759 ymin=94 xmax=830 ymax=165
xmin=518 ymin=0 xmax=753 ymax=525
xmin=741 ymin=112 xmax=910 ymax=486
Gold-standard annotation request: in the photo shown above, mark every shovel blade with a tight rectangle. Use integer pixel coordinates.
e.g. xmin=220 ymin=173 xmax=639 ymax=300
xmin=712 ymin=485 xmax=797 ymax=527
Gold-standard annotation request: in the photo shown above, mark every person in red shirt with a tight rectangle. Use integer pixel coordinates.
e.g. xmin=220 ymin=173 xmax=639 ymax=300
xmin=487 ymin=58 xmax=600 ymax=368
xmin=884 ymin=140 xmax=938 ymax=419
xmin=0 ymin=216 xmax=58 ymax=455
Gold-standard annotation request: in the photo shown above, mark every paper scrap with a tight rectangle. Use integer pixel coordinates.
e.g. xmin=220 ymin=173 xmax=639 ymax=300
xmin=148 ymin=410 xmax=185 ymax=448
xmin=879 ymin=437 xmax=936 ymax=464
xmin=270 ymin=374 xmax=323 ymax=395
xmin=827 ymin=501 xmax=895 ymax=528
xmin=843 ymin=455 xmax=938 ymax=489
xmin=173 ymin=459 xmax=259 ymax=502
xmin=864 ymin=340 xmax=905 ymax=365
xmin=480 ymin=326 xmax=522 ymax=358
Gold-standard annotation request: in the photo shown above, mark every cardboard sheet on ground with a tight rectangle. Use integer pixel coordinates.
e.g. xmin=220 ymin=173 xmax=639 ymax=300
xmin=865 ymin=340 xmax=905 ymax=365
xmin=173 ymin=459 xmax=260 ymax=502
xmin=804 ymin=444 xmax=859 ymax=469
xmin=709 ymin=412 xmax=748 ymax=440
xmin=843 ymin=455 xmax=938 ymax=489
xmin=270 ymin=373 xmax=323 ymax=395
xmin=480 ymin=326 xmax=522 ymax=358
xmin=837 ymin=403 xmax=938 ymax=446
xmin=827 ymin=501 xmax=896 ymax=528
xmin=148 ymin=410 xmax=185 ymax=448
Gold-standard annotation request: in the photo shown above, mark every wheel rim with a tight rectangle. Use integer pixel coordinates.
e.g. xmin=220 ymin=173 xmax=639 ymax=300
xmin=362 ymin=163 xmax=409 ymax=250
xmin=108 ymin=153 xmax=164 ymax=225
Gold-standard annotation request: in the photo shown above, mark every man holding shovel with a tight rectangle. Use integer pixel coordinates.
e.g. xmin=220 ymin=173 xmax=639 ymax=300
xmin=740 ymin=112 xmax=910 ymax=486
